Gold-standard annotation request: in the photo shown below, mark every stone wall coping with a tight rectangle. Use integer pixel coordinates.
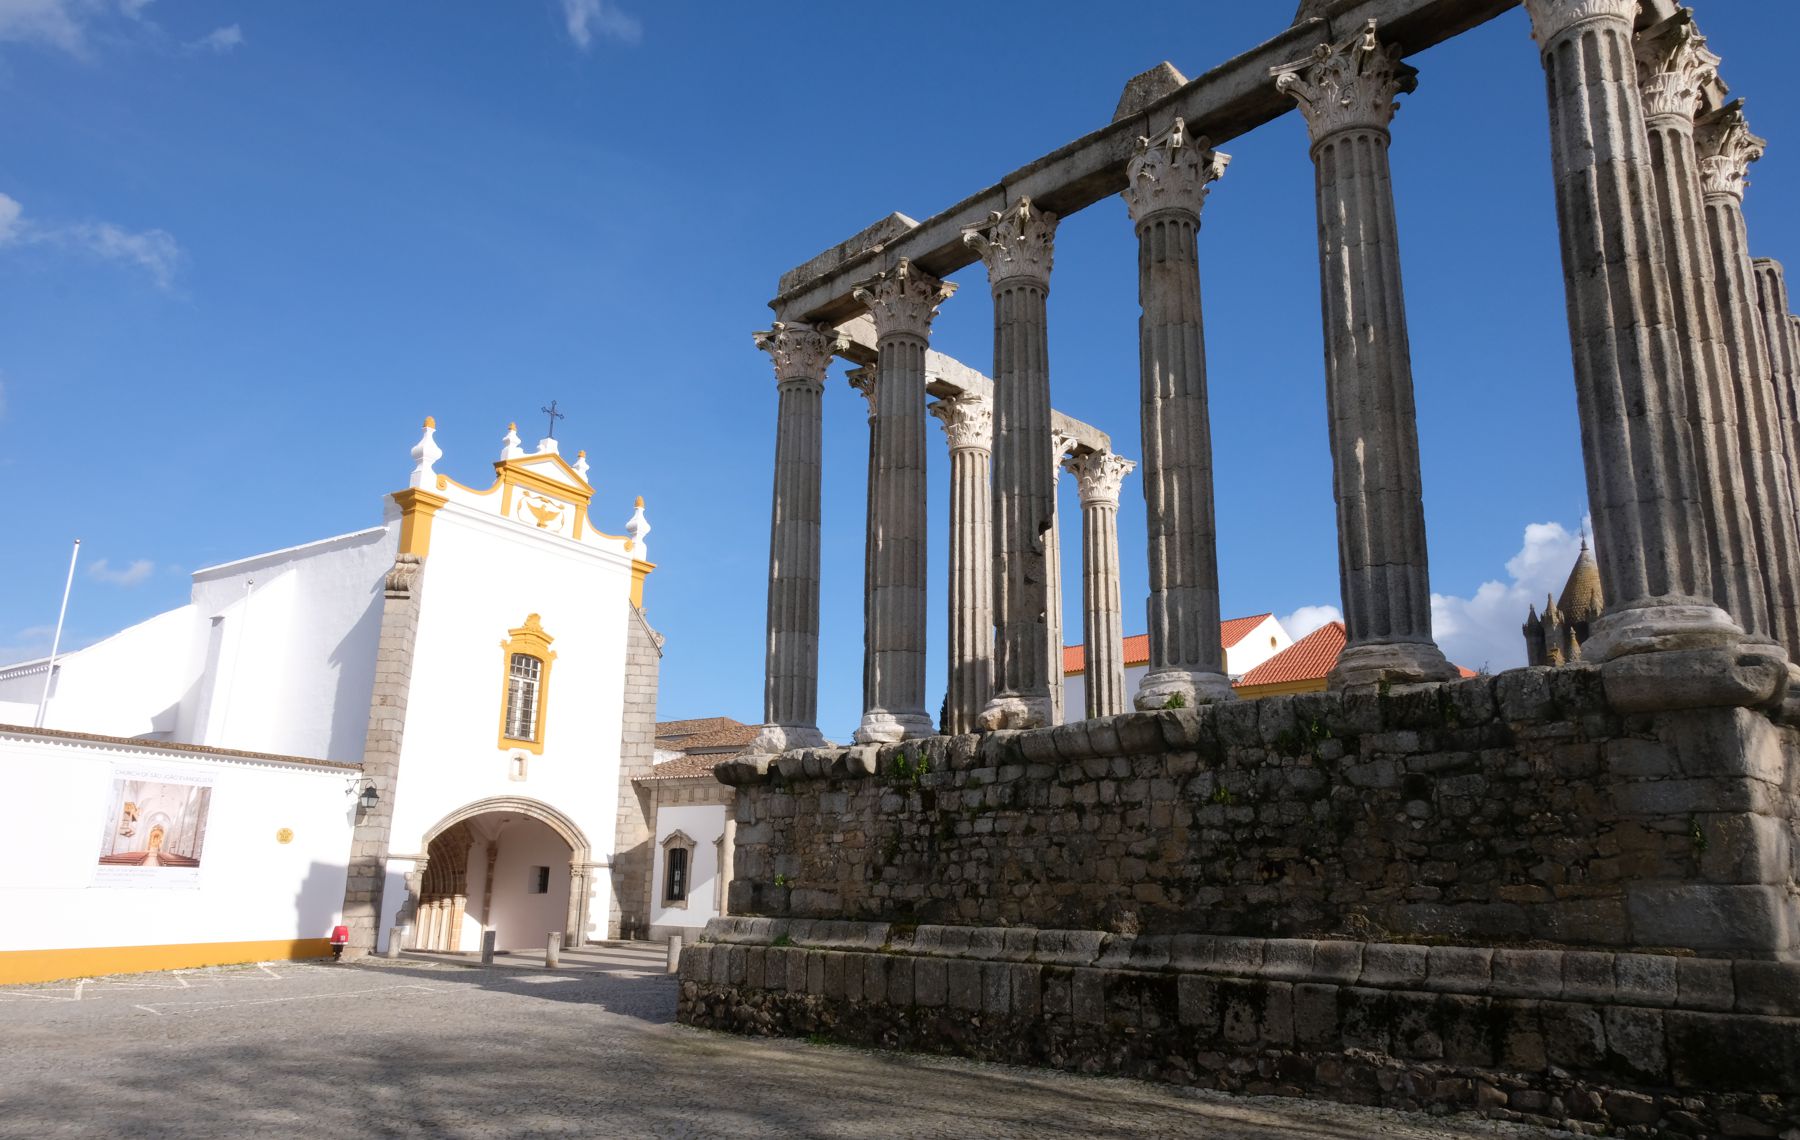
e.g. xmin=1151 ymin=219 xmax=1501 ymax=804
xmin=696 ymin=918 xmax=1800 ymax=1018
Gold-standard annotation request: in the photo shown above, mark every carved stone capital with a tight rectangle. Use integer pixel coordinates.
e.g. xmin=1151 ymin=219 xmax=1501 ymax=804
xmin=1272 ymin=18 xmax=1416 ymax=144
xmin=1122 ymin=117 xmax=1231 ymax=225
xmin=1635 ymin=11 xmax=1720 ymax=125
xmin=1697 ymin=100 xmax=1766 ymax=201
xmin=962 ymin=196 xmax=1058 ymax=287
xmin=1052 ymin=432 xmax=1077 ymax=464
xmin=846 ymin=367 xmax=878 ymax=422
xmin=851 ymin=258 xmax=956 ymax=342
xmin=1065 ymin=450 xmax=1136 ymax=506
xmin=1522 ymin=0 xmax=1638 ymax=48
xmin=753 ymin=322 xmax=840 ymax=385
xmin=928 ymin=393 xmax=992 ymax=452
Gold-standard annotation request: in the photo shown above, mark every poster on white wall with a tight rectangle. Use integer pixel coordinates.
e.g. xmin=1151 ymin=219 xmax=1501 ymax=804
xmin=93 ymin=763 xmax=215 ymax=889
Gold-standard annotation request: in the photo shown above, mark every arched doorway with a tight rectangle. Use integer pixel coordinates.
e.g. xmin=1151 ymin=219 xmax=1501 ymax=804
xmin=413 ymin=798 xmax=592 ymax=953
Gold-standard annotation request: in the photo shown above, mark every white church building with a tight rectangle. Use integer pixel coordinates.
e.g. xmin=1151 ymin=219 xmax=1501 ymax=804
xmin=0 ymin=419 xmax=664 ymax=982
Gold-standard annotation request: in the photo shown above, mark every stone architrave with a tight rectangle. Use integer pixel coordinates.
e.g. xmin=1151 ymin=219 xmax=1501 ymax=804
xmin=1523 ymin=0 xmax=1742 ymax=661
xmin=1697 ymin=102 xmax=1800 ymax=660
xmin=1121 ymin=117 xmax=1236 ymax=709
xmin=964 ymin=198 xmax=1060 ymax=730
xmin=1273 ymin=19 xmax=1456 ymax=689
xmin=851 ymin=260 xmax=956 ymax=743
xmin=1046 ymin=431 xmax=1075 ymax=726
xmin=930 ymin=393 xmax=995 ymax=735
xmin=1753 ymin=260 xmax=1800 ymax=520
xmin=748 ymin=322 xmax=841 ymax=754
xmin=1634 ymin=14 xmax=1774 ymax=650
xmin=1066 ymin=450 xmax=1136 ymax=719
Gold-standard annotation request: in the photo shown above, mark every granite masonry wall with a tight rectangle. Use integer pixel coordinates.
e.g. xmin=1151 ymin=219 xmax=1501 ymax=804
xmin=682 ymin=668 xmax=1800 ymax=1133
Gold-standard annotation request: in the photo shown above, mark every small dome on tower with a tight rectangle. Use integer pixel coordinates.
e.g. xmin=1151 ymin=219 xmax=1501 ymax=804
xmin=1558 ymin=538 xmax=1604 ymax=623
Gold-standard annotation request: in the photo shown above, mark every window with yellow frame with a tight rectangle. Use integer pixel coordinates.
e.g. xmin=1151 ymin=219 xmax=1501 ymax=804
xmin=497 ymin=614 xmax=556 ymax=754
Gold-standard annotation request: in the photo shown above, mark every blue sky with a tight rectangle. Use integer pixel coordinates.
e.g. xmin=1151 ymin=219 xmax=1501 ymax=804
xmin=2 ymin=1 xmax=1797 ymax=743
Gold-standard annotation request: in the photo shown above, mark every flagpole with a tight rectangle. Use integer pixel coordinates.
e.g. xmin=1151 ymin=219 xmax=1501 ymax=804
xmin=35 ymin=538 xmax=80 ymax=730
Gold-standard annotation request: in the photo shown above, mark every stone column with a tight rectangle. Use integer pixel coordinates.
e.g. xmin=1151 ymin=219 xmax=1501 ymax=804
xmin=1523 ymin=0 xmax=1741 ymax=662
xmin=848 ymin=366 xmax=879 ymax=736
xmin=1635 ymin=13 xmax=1773 ymax=648
xmin=1046 ymin=431 xmax=1075 ymax=725
xmin=929 ymin=392 xmax=994 ymax=736
xmin=1067 ymin=450 xmax=1136 ymax=719
xmin=1754 ymin=259 xmax=1800 ymax=513
xmin=748 ymin=323 xmax=839 ymax=753
xmin=1121 ymin=118 xmax=1236 ymax=709
xmin=1274 ymin=20 xmax=1456 ymax=689
xmin=1698 ymin=102 xmax=1800 ymax=660
xmin=850 ymin=260 xmax=955 ymax=743
xmin=965 ymin=197 xmax=1060 ymax=730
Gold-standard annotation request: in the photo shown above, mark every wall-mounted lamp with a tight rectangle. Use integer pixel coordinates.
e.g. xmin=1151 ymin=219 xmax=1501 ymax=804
xmin=348 ymin=778 xmax=379 ymax=815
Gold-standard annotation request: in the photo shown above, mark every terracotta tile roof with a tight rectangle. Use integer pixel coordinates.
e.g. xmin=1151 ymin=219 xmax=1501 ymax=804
xmin=1236 ymin=622 xmax=1346 ymax=688
xmin=638 ymin=751 xmax=732 ymax=782
xmin=1064 ymin=613 xmax=1274 ymax=675
xmin=654 ymin=716 xmax=759 ymax=754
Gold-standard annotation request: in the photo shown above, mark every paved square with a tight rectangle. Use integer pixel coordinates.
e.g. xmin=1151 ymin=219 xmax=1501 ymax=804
xmin=4 ymin=945 xmax=1566 ymax=1138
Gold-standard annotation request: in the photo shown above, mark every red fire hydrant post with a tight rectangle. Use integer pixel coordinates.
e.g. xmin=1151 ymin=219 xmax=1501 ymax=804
xmin=329 ymin=925 xmax=350 ymax=961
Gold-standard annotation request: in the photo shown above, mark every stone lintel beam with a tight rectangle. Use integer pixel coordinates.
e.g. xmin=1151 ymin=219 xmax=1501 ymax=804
xmin=770 ymin=0 xmax=1515 ymax=325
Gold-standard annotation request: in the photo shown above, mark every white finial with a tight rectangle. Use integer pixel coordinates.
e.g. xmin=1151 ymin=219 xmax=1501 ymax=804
xmin=624 ymin=495 xmax=650 ymax=558
xmin=574 ymin=449 xmax=591 ymax=483
xmin=410 ymin=416 xmax=442 ymax=489
xmin=501 ymin=422 xmax=524 ymax=460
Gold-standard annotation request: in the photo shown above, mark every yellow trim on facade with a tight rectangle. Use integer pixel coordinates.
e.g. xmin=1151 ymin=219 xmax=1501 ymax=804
xmin=392 ymin=488 xmax=448 ymax=557
xmin=497 ymin=614 xmax=556 ymax=755
xmin=630 ymin=559 xmax=656 ymax=608
xmin=1235 ymin=677 xmax=1330 ymax=701
xmin=0 ymin=938 xmax=332 ymax=986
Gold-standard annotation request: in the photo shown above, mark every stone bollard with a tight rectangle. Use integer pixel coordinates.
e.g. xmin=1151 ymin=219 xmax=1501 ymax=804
xmin=545 ymin=932 xmax=562 ymax=969
xmin=667 ymin=934 xmax=682 ymax=974
xmin=384 ymin=927 xmax=402 ymax=960
xmin=480 ymin=929 xmax=496 ymax=966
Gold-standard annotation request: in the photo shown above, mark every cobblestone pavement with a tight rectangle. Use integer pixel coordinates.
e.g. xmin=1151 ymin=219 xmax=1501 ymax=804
xmin=4 ymin=945 xmax=1571 ymax=1139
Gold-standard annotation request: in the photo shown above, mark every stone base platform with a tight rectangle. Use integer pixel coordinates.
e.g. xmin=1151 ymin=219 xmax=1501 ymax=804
xmin=680 ymin=919 xmax=1800 ymax=1136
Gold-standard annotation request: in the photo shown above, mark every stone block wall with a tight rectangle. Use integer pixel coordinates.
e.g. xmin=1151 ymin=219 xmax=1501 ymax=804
xmin=608 ymin=604 xmax=661 ymax=940
xmin=718 ymin=668 xmax=1800 ymax=958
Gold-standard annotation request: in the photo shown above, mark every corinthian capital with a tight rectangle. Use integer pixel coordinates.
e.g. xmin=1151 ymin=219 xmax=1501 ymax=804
xmin=962 ymin=196 xmax=1058 ymax=287
xmin=1065 ymin=450 xmax=1136 ymax=506
xmin=928 ymin=393 xmax=992 ymax=452
xmin=1272 ymin=19 xmax=1416 ymax=144
xmin=1522 ymin=0 xmax=1638 ymax=48
xmin=1121 ymin=117 xmax=1231 ymax=225
xmin=753 ymin=322 xmax=841 ymax=385
xmin=1697 ymin=100 xmax=1766 ymax=201
xmin=847 ymin=367 xmax=878 ymax=423
xmin=851 ymin=258 xmax=956 ymax=342
xmin=1635 ymin=11 xmax=1720 ymax=124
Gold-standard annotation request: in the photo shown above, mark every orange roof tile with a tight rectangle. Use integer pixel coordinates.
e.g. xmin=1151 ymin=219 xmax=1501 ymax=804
xmin=1236 ymin=622 xmax=1346 ymax=687
xmin=638 ymin=752 xmax=730 ymax=782
xmin=1064 ymin=614 xmax=1274 ymax=675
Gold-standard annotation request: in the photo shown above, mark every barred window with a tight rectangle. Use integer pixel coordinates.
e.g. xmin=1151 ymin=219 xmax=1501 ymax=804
xmin=505 ymin=653 xmax=542 ymax=741
xmin=665 ymin=847 xmax=689 ymax=903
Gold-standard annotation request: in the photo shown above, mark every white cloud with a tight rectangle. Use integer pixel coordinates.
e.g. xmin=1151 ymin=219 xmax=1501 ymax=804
xmin=88 ymin=557 xmax=155 ymax=586
xmin=0 ymin=623 xmax=57 ymax=664
xmin=189 ymin=22 xmax=239 ymax=54
xmin=560 ymin=0 xmax=640 ymax=50
xmin=0 ymin=191 xmax=182 ymax=289
xmin=0 ymin=0 xmax=91 ymax=54
xmin=1278 ymin=604 xmax=1343 ymax=641
xmin=1430 ymin=519 xmax=1590 ymax=674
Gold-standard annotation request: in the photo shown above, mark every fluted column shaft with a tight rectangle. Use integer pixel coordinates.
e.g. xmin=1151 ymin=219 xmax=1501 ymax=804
xmin=852 ymin=261 xmax=954 ymax=743
xmin=1754 ymin=260 xmax=1800 ymax=517
xmin=849 ymin=367 xmax=879 ymax=725
xmin=1525 ymin=0 xmax=1740 ymax=658
xmin=1636 ymin=15 xmax=1773 ymax=645
xmin=750 ymin=323 xmax=838 ymax=752
xmin=1698 ymin=104 xmax=1800 ymax=659
xmin=1068 ymin=451 xmax=1135 ymax=719
xmin=1046 ymin=433 xmax=1073 ymax=725
xmin=1121 ymin=119 xmax=1235 ymax=709
xmin=931 ymin=394 xmax=994 ymax=736
xmin=965 ymin=198 xmax=1059 ymax=731
xmin=1275 ymin=21 xmax=1455 ymax=689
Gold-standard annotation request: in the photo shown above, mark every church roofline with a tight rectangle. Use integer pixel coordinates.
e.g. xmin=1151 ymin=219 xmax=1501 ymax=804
xmin=191 ymin=525 xmax=392 ymax=580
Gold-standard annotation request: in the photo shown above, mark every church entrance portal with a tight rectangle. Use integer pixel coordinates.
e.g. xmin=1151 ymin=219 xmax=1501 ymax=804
xmin=412 ymin=800 xmax=590 ymax=953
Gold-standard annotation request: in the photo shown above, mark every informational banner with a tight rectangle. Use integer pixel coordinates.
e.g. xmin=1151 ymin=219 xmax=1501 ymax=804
xmin=94 ymin=763 xmax=215 ymax=889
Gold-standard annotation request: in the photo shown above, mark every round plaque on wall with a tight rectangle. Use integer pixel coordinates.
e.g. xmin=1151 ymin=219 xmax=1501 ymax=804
xmin=276 ymin=828 xmax=295 ymax=844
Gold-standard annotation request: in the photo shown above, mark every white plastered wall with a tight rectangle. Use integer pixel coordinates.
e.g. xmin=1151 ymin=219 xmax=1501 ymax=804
xmin=0 ymin=606 xmax=201 ymax=738
xmin=651 ymin=802 xmax=726 ymax=935
xmin=0 ymin=729 xmax=354 ymax=953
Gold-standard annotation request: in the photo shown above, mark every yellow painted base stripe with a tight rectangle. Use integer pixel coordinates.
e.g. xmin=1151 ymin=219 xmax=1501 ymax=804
xmin=0 ymin=938 xmax=333 ymax=986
